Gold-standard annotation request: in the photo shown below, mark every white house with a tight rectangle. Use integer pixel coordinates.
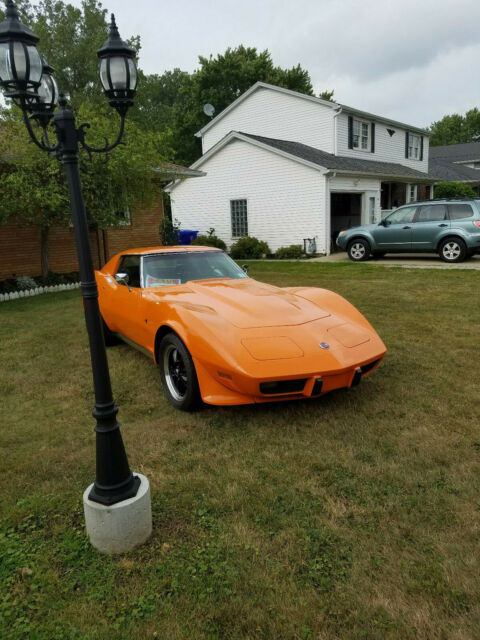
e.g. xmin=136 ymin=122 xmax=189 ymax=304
xmin=166 ymin=82 xmax=436 ymax=254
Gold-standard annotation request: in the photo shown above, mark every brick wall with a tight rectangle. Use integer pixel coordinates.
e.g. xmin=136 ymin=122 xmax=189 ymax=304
xmin=0 ymin=200 xmax=163 ymax=280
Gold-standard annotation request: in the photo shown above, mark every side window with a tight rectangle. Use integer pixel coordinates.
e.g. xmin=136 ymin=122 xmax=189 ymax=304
xmin=117 ymin=255 xmax=140 ymax=287
xmin=416 ymin=204 xmax=447 ymax=222
xmin=385 ymin=206 xmax=417 ymax=225
xmin=231 ymin=199 xmax=248 ymax=238
xmin=448 ymin=204 xmax=474 ymax=220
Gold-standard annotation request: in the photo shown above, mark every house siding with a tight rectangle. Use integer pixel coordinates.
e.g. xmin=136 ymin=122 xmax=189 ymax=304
xmin=336 ymin=112 xmax=429 ymax=173
xmin=202 ymin=87 xmax=335 ymax=155
xmin=171 ymin=139 xmax=327 ymax=253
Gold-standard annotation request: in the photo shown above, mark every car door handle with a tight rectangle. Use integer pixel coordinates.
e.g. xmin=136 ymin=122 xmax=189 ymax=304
xmin=402 ymin=226 xmax=411 ymax=229
xmin=438 ymin=223 xmax=448 ymax=227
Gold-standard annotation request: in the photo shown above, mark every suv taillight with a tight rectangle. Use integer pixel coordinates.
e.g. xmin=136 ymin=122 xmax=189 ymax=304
xmin=474 ymin=221 xmax=480 ymax=229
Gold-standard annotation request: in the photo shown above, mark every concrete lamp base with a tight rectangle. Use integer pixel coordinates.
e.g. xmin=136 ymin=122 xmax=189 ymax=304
xmin=83 ymin=473 xmax=152 ymax=554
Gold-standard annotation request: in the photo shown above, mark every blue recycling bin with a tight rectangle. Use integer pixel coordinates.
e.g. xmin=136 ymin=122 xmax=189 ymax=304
xmin=178 ymin=229 xmax=199 ymax=245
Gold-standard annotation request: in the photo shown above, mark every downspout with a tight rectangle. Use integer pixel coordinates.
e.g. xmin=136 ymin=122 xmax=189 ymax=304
xmin=325 ymin=171 xmax=336 ymax=255
xmin=333 ymin=106 xmax=342 ymax=156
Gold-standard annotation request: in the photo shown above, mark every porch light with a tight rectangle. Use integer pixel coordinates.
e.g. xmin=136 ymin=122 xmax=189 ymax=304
xmin=0 ymin=0 xmax=42 ymax=100
xmin=97 ymin=14 xmax=137 ymax=115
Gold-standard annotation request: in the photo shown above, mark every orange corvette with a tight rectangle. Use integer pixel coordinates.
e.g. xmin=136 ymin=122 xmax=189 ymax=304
xmin=95 ymin=246 xmax=386 ymax=411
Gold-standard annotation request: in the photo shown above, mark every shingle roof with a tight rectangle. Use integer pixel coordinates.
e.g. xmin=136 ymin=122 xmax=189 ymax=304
xmin=239 ymin=132 xmax=435 ymax=181
xmin=430 ymin=142 xmax=480 ymax=161
xmin=428 ymin=158 xmax=480 ymax=183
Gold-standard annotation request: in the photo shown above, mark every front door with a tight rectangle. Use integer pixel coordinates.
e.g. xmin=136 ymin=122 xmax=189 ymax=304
xmin=411 ymin=203 xmax=449 ymax=250
xmin=108 ymin=254 xmax=145 ymax=342
xmin=371 ymin=205 xmax=417 ymax=251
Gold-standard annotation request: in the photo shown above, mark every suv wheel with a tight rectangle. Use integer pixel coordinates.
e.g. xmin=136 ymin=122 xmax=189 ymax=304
xmin=347 ymin=239 xmax=371 ymax=262
xmin=439 ymin=238 xmax=467 ymax=263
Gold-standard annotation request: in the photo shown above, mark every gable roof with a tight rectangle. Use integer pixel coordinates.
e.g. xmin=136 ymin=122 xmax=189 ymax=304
xmin=168 ymin=131 xmax=436 ymax=192
xmin=195 ymin=81 xmax=429 ymax=139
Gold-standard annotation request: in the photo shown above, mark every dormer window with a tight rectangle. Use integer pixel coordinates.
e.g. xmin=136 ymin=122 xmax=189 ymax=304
xmin=353 ymin=119 xmax=370 ymax=150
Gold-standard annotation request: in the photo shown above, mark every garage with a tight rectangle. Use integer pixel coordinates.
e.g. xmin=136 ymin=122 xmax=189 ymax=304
xmin=330 ymin=193 xmax=362 ymax=247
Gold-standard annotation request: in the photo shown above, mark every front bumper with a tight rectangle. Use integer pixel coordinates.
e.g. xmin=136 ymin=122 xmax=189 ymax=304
xmin=194 ymin=355 xmax=384 ymax=406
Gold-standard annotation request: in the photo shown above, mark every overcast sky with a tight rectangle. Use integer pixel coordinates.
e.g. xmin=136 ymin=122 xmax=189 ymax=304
xmin=63 ymin=0 xmax=480 ymax=127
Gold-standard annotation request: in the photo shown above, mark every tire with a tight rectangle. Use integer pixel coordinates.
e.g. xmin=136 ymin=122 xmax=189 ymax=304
xmin=347 ymin=238 xmax=371 ymax=262
xmin=158 ymin=333 xmax=201 ymax=411
xmin=438 ymin=238 xmax=467 ymax=263
xmin=102 ymin=317 xmax=120 ymax=346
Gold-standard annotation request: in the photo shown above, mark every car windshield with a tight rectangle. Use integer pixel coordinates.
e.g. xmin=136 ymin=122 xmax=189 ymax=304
xmin=142 ymin=251 xmax=248 ymax=287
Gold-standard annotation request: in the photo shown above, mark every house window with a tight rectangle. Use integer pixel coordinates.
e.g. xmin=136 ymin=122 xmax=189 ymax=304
xmin=353 ymin=119 xmax=370 ymax=150
xmin=231 ymin=199 xmax=248 ymax=237
xmin=408 ymin=134 xmax=421 ymax=159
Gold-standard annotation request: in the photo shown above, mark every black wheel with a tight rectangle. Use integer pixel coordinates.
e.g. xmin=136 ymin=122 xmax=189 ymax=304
xmin=372 ymin=252 xmax=386 ymax=259
xmin=438 ymin=238 xmax=467 ymax=263
xmin=158 ymin=333 xmax=201 ymax=411
xmin=102 ymin=317 xmax=120 ymax=346
xmin=347 ymin=238 xmax=371 ymax=262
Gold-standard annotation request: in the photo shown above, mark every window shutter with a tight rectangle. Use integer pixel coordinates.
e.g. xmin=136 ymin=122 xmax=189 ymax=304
xmin=420 ymin=136 xmax=424 ymax=161
xmin=405 ymin=131 xmax=409 ymax=159
xmin=371 ymin=122 xmax=375 ymax=153
xmin=348 ymin=116 xmax=353 ymax=149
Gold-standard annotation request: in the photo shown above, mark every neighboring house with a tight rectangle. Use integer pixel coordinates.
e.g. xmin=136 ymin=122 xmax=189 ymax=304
xmin=0 ymin=163 xmax=203 ymax=281
xmin=167 ymin=82 xmax=437 ymax=254
xmin=429 ymin=142 xmax=480 ymax=193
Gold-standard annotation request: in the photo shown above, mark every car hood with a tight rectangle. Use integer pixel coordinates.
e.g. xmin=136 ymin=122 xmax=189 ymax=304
xmin=153 ymin=278 xmax=330 ymax=329
xmin=344 ymin=223 xmax=379 ymax=233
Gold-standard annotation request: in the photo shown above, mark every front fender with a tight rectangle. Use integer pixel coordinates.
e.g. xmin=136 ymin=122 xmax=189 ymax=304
xmin=342 ymin=231 xmax=378 ymax=251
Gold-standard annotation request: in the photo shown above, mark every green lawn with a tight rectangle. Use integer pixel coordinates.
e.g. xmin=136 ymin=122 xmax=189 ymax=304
xmin=1 ymin=262 xmax=479 ymax=640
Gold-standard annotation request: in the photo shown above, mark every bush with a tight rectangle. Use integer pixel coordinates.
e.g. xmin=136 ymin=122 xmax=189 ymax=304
xmin=160 ymin=216 xmax=181 ymax=246
xmin=15 ymin=275 xmax=38 ymax=290
xmin=191 ymin=235 xmax=227 ymax=251
xmin=434 ymin=181 xmax=477 ymax=199
xmin=230 ymin=236 xmax=270 ymax=259
xmin=275 ymin=244 xmax=303 ymax=260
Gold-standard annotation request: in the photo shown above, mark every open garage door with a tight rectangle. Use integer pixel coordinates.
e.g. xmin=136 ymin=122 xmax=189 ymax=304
xmin=331 ymin=193 xmax=362 ymax=248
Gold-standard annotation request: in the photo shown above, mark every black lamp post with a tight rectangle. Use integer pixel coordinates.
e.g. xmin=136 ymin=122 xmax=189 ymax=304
xmin=0 ymin=0 xmax=140 ymax=505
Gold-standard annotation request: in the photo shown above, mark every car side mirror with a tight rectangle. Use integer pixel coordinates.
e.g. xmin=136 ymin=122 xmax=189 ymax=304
xmin=242 ymin=264 xmax=249 ymax=274
xmin=114 ymin=272 xmax=130 ymax=286
xmin=379 ymin=219 xmax=387 ymax=227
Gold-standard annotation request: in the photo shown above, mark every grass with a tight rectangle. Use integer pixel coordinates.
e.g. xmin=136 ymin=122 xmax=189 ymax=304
xmin=0 ymin=261 xmax=479 ymax=639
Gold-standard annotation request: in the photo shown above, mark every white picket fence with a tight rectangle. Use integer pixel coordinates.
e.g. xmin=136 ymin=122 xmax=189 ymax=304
xmin=0 ymin=282 xmax=81 ymax=302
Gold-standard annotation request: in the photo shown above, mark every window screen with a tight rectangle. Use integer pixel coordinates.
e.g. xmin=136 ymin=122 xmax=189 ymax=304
xmin=118 ymin=255 xmax=140 ymax=287
xmin=448 ymin=204 xmax=474 ymax=220
xmin=416 ymin=204 xmax=446 ymax=222
xmin=231 ymin=199 xmax=248 ymax=237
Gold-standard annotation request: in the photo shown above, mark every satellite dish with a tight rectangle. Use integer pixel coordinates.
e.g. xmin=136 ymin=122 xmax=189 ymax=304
xmin=203 ymin=103 xmax=215 ymax=118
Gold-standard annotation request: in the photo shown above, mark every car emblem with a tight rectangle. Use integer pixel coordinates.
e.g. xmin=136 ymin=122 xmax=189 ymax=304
xmin=319 ymin=342 xmax=330 ymax=350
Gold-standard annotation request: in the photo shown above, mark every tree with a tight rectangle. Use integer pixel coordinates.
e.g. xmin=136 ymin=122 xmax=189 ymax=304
xmin=134 ymin=46 xmax=318 ymax=165
xmin=0 ymin=107 xmax=168 ymax=278
xmin=430 ymin=108 xmax=480 ymax=146
xmin=434 ymin=181 xmax=477 ymax=199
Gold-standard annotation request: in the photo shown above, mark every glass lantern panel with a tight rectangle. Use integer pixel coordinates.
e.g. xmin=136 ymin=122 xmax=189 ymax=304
xmin=109 ymin=56 xmax=127 ymax=90
xmin=13 ymin=41 xmax=27 ymax=81
xmin=99 ymin=58 xmax=109 ymax=91
xmin=128 ymin=58 xmax=137 ymax=90
xmin=0 ymin=43 xmax=13 ymax=82
xmin=37 ymin=75 xmax=52 ymax=104
xmin=27 ymin=46 xmax=42 ymax=84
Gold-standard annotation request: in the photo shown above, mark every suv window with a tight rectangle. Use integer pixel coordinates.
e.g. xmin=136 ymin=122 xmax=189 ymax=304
xmin=448 ymin=204 xmax=474 ymax=220
xmin=415 ymin=204 xmax=447 ymax=222
xmin=385 ymin=206 xmax=417 ymax=225
xmin=117 ymin=255 xmax=140 ymax=287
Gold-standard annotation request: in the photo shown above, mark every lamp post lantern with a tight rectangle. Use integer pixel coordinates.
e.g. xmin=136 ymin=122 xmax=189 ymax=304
xmin=0 ymin=0 xmax=151 ymax=552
